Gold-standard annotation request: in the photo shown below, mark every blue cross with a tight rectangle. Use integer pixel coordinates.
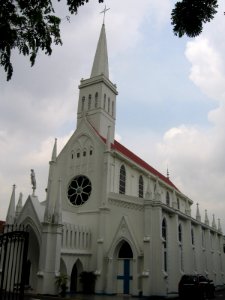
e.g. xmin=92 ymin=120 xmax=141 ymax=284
xmin=117 ymin=259 xmax=133 ymax=294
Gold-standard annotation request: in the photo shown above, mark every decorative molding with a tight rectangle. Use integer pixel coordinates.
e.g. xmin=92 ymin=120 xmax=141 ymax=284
xmin=109 ymin=198 xmax=143 ymax=211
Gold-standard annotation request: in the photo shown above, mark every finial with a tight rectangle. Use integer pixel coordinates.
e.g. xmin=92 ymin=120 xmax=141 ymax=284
xmin=31 ymin=169 xmax=36 ymax=196
xmin=167 ymin=167 xmax=170 ymax=179
xmin=6 ymin=184 xmax=16 ymax=225
xmin=212 ymin=214 xmax=216 ymax=229
xmin=100 ymin=5 xmax=110 ymax=24
xmin=204 ymin=209 xmax=209 ymax=225
xmin=218 ymin=218 xmax=222 ymax=233
xmin=51 ymin=138 xmax=57 ymax=162
xmin=196 ymin=203 xmax=201 ymax=221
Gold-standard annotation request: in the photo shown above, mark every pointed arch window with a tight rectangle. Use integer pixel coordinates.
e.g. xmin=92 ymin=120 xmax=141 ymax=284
xmin=95 ymin=92 xmax=98 ymax=108
xmin=162 ymin=218 xmax=167 ymax=241
xmin=178 ymin=223 xmax=184 ymax=271
xmin=178 ymin=224 xmax=182 ymax=243
xmin=103 ymin=94 xmax=106 ymax=110
xmin=119 ymin=165 xmax=126 ymax=194
xmin=112 ymin=101 xmax=114 ymax=117
xmin=166 ymin=191 xmax=170 ymax=205
xmin=89 ymin=147 xmax=93 ymax=156
xmin=81 ymin=96 xmax=85 ymax=111
xmin=191 ymin=227 xmax=195 ymax=245
xmin=118 ymin=241 xmax=133 ymax=258
xmin=108 ymin=97 xmax=110 ymax=113
xmin=177 ymin=197 xmax=180 ymax=210
xmin=162 ymin=218 xmax=167 ymax=272
xmin=138 ymin=175 xmax=144 ymax=198
xmin=88 ymin=94 xmax=91 ymax=109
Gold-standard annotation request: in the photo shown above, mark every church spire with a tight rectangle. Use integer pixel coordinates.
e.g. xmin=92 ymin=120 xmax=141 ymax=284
xmin=90 ymin=24 xmax=109 ymax=78
xmin=6 ymin=184 xmax=16 ymax=225
xmin=51 ymin=138 xmax=57 ymax=162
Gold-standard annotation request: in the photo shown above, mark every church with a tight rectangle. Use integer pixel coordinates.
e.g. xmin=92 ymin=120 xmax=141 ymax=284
xmin=4 ymin=21 xmax=225 ymax=297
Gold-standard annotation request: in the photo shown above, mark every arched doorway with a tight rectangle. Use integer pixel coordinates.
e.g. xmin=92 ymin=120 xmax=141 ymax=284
xmin=70 ymin=259 xmax=83 ymax=293
xmin=26 ymin=225 xmax=40 ymax=291
xmin=25 ymin=260 xmax=31 ymax=287
xmin=116 ymin=241 xmax=133 ymax=294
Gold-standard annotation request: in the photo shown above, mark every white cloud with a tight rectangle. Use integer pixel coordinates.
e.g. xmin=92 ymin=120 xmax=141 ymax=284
xmin=1 ymin=0 xmax=225 ymax=234
xmin=185 ymin=38 xmax=225 ymax=102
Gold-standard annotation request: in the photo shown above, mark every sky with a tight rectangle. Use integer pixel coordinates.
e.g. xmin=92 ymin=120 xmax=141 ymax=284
xmin=1 ymin=0 xmax=225 ymax=231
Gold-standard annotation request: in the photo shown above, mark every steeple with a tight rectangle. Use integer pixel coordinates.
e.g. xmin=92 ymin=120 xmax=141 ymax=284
xmin=196 ymin=203 xmax=201 ymax=221
xmin=16 ymin=192 xmax=23 ymax=217
xmin=6 ymin=184 xmax=16 ymax=225
xmin=51 ymin=138 xmax=57 ymax=162
xmin=91 ymin=24 xmax=109 ymax=78
xmin=77 ymin=23 xmax=118 ymax=144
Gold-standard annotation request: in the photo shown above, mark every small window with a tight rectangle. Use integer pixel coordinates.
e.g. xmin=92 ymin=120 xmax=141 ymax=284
xmin=119 ymin=165 xmax=126 ymax=194
xmin=108 ymin=97 xmax=110 ymax=113
xmin=191 ymin=227 xmax=194 ymax=245
xmin=138 ymin=175 xmax=144 ymax=198
xmin=177 ymin=197 xmax=180 ymax=210
xmin=71 ymin=152 xmax=74 ymax=159
xmin=77 ymin=153 xmax=80 ymax=158
xmin=90 ymin=149 xmax=93 ymax=155
xmin=88 ymin=95 xmax=91 ymax=109
xmin=112 ymin=101 xmax=114 ymax=117
xmin=166 ymin=191 xmax=170 ymax=205
xmin=81 ymin=96 xmax=85 ymax=111
xmin=83 ymin=151 xmax=86 ymax=157
xmin=178 ymin=224 xmax=182 ymax=243
xmin=162 ymin=218 xmax=167 ymax=272
xmin=103 ymin=94 xmax=106 ymax=110
xmin=95 ymin=92 xmax=98 ymax=108
xmin=162 ymin=218 xmax=167 ymax=241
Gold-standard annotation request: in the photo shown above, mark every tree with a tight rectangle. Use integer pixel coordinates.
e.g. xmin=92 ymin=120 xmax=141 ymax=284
xmin=0 ymin=0 xmax=219 ymax=81
xmin=171 ymin=0 xmax=218 ymax=38
xmin=0 ymin=0 xmax=103 ymax=81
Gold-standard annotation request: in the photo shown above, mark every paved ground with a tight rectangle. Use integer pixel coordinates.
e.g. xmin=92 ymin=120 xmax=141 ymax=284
xmin=25 ymin=287 xmax=225 ymax=300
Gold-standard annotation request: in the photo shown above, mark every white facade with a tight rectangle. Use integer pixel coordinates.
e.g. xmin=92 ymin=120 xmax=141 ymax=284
xmin=5 ymin=24 xmax=225 ymax=297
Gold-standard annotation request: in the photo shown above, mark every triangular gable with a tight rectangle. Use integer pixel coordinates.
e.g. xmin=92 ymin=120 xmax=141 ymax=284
xmin=57 ymin=116 xmax=106 ymax=161
xmin=16 ymin=195 xmax=43 ymax=235
xmin=107 ymin=216 xmax=142 ymax=258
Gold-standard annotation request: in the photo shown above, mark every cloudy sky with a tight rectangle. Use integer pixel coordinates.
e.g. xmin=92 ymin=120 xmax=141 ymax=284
xmin=1 ymin=0 xmax=225 ymax=230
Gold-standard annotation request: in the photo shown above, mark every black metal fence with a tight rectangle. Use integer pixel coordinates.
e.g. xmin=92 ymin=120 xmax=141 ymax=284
xmin=0 ymin=225 xmax=29 ymax=300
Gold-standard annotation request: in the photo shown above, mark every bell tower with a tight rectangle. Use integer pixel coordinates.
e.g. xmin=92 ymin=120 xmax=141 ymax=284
xmin=77 ymin=24 xmax=118 ymax=144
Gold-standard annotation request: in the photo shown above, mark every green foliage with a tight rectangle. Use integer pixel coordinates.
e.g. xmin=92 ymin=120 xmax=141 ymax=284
xmin=171 ymin=0 xmax=218 ymax=38
xmin=0 ymin=0 xmax=221 ymax=81
xmin=55 ymin=274 xmax=68 ymax=296
xmin=0 ymin=0 xmax=103 ymax=81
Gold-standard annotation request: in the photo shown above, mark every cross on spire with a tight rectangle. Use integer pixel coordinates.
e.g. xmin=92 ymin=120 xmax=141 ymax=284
xmin=100 ymin=5 xmax=110 ymax=24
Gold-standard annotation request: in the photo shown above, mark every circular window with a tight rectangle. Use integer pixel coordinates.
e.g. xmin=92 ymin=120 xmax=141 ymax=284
xmin=67 ymin=175 xmax=92 ymax=206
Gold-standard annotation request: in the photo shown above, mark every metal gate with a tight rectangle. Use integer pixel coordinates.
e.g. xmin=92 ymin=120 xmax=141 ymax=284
xmin=0 ymin=225 xmax=29 ymax=300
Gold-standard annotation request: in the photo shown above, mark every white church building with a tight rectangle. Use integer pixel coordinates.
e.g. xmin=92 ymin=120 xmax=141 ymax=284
xmin=5 ymin=23 xmax=225 ymax=297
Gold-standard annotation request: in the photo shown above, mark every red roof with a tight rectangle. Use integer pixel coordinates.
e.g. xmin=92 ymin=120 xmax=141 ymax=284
xmin=112 ymin=140 xmax=178 ymax=191
xmin=88 ymin=121 xmax=178 ymax=191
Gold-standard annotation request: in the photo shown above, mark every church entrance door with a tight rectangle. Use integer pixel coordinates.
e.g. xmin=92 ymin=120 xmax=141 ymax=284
xmin=116 ymin=241 xmax=133 ymax=294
